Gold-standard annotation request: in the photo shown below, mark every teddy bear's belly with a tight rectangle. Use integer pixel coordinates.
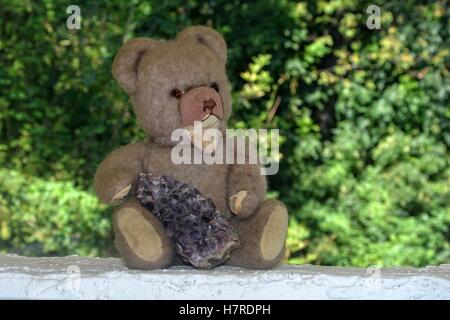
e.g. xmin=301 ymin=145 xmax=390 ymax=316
xmin=143 ymin=146 xmax=230 ymax=217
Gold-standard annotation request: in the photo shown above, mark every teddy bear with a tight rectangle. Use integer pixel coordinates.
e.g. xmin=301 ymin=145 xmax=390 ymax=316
xmin=94 ymin=26 xmax=288 ymax=269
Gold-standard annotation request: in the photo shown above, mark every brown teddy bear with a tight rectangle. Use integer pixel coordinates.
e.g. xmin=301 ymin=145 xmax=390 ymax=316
xmin=94 ymin=26 xmax=288 ymax=269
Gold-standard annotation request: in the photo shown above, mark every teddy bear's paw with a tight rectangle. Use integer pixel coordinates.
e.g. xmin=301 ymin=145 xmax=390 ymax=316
xmin=260 ymin=203 xmax=288 ymax=261
xmin=113 ymin=201 xmax=174 ymax=269
xmin=111 ymin=184 xmax=132 ymax=204
xmin=226 ymin=199 xmax=288 ymax=269
xmin=229 ymin=190 xmax=248 ymax=214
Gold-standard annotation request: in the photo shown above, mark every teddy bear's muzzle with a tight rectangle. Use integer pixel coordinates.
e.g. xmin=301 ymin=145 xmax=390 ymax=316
xmin=179 ymin=86 xmax=223 ymax=128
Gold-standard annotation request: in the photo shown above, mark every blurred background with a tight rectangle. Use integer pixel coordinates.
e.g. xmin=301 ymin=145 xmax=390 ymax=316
xmin=0 ymin=0 xmax=449 ymax=267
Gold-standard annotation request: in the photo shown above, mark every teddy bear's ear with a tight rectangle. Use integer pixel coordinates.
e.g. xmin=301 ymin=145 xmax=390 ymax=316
xmin=112 ymin=38 xmax=159 ymax=95
xmin=176 ymin=26 xmax=227 ymax=63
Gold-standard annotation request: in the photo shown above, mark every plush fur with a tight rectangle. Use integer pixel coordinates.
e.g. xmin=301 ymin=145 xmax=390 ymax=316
xmin=94 ymin=26 xmax=288 ymax=269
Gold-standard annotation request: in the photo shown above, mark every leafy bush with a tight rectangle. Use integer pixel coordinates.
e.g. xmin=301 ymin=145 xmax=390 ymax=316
xmin=0 ymin=169 xmax=112 ymax=256
xmin=0 ymin=0 xmax=448 ymax=266
xmin=287 ymin=131 xmax=450 ymax=266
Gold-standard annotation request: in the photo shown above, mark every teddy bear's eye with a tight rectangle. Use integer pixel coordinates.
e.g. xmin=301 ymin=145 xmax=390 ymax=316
xmin=210 ymin=82 xmax=219 ymax=92
xmin=171 ymin=88 xmax=183 ymax=99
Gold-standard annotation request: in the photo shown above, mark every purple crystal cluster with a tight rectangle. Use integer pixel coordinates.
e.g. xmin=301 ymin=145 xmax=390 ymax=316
xmin=135 ymin=173 xmax=240 ymax=269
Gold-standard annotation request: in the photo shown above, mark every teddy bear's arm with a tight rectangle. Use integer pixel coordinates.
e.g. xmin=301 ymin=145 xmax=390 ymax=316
xmin=227 ymin=163 xmax=267 ymax=219
xmin=94 ymin=142 xmax=146 ymax=204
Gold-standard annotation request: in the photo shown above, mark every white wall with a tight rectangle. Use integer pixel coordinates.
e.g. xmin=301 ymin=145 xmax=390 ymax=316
xmin=0 ymin=255 xmax=449 ymax=299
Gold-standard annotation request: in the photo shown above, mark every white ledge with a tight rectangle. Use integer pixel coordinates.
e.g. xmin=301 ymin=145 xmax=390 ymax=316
xmin=0 ymin=254 xmax=449 ymax=299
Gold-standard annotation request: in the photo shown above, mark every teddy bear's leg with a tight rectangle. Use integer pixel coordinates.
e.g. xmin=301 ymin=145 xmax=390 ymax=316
xmin=113 ymin=199 xmax=175 ymax=270
xmin=226 ymin=199 xmax=288 ymax=269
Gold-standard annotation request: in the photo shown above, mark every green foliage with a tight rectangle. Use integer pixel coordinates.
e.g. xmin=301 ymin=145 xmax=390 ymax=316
xmin=287 ymin=131 xmax=450 ymax=266
xmin=0 ymin=169 xmax=112 ymax=256
xmin=0 ymin=0 xmax=449 ymax=266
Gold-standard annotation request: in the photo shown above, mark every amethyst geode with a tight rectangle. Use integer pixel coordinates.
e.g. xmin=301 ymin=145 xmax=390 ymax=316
xmin=134 ymin=173 xmax=240 ymax=269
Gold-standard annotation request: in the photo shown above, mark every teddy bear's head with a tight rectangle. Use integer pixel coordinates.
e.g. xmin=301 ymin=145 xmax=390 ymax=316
xmin=112 ymin=26 xmax=232 ymax=145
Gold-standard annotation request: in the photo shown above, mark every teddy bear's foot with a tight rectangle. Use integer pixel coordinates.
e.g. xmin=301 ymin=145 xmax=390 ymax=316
xmin=113 ymin=199 xmax=174 ymax=270
xmin=226 ymin=199 xmax=288 ymax=269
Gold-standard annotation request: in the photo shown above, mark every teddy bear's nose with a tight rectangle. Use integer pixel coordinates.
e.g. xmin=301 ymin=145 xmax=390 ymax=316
xmin=203 ymin=98 xmax=216 ymax=112
xmin=179 ymin=86 xmax=224 ymax=127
